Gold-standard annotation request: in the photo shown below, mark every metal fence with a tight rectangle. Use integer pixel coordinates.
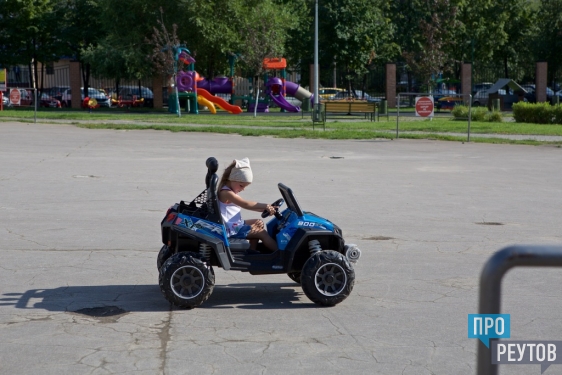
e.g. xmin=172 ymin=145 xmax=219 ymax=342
xmin=473 ymin=61 xmax=536 ymax=90
xmin=318 ymin=64 xmax=386 ymax=100
xmin=4 ymin=65 xmax=162 ymax=107
xmin=476 ymin=245 xmax=562 ymax=375
xmin=395 ymin=92 xmax=474 ymax=141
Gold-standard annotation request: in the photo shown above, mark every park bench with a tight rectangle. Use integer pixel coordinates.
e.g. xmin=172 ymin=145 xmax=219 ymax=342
xmin=324 ymin=101 xmax=377 ymax=122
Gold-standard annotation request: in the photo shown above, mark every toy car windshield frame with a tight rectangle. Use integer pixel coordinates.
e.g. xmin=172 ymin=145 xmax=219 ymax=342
xmin=278 ymin=183 xmax=303 ymax=217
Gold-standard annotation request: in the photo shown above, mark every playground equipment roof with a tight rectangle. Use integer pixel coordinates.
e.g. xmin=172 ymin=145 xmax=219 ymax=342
xmin=263 ymin=58 xmax=287 ymax=70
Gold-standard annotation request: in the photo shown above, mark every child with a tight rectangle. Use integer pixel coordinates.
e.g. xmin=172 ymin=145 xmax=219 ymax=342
xmin=217 ymin=158 xmax=278 ymax=252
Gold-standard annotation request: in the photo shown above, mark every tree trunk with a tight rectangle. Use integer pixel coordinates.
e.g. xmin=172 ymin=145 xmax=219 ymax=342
xmin=40 ymin=64 xmax=45 ymax=94
xmin=32 ymin=38 xmax=38 ymax=90
xmin=27 ymin=62 xmax=34 ymax=88
xmin=33 ymin=59 xmax=39 ymax=90
xmin=81 ymin=62 xmax=91 ymax=99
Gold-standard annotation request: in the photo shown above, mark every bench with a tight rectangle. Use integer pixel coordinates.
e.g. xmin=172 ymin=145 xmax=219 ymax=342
xmin=324 ymin=101 xmax=377 ymax=122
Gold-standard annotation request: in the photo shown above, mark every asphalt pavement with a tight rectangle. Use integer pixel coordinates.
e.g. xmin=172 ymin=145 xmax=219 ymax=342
xmin=1 ymin=121 xmax=561 ymax=374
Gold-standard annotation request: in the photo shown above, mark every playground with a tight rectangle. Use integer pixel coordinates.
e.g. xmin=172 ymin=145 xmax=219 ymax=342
xmin=168 ymin=47 xmax=313 ymax=116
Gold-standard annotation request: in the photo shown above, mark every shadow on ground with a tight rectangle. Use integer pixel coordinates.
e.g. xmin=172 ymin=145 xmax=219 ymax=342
xmin=0 ymin=282 xmax=311 ymax=313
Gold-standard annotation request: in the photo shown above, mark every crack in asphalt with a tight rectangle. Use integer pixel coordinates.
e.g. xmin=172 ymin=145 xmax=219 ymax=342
xmin=157 ymin=304 xmax=173 ymax=374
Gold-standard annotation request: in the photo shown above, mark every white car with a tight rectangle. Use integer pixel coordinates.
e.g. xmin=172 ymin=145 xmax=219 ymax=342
xmin=2 ymin=91 xmax=12 ymax=107
xmin=472 ymin=89 xmax=506 ymax=107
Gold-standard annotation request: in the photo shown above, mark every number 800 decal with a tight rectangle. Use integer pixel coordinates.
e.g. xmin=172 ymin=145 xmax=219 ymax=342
xmin=298 ymin=221 xmax=316 ymax=227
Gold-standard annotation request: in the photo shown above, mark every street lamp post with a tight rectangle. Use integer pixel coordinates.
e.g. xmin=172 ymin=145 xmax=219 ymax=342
xmin=313 ymin=0 xmax=321 ymax=122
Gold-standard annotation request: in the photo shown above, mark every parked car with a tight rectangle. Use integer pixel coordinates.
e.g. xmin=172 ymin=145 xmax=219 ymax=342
xmin=472 ymin=82 xmax=493 ymax=94
xmin=319 ymin=87 xmax=345 ymax=100
xmin=117 ymin=85 xmax=154 ymax=107
xmin=61 ymin=88 xmax=111 ymax=108
xmin=284 ymin=96 xmax=302 ymax=107
xmin=432 ymin=88 xmax=458 ymax=102
xmin=2 ymin=90 xmax=12 ymax=107
xmin=39 ymin=93 xmax=61 ymax=108
xmin=472 ymin=89 xmax=506 ymax=107
xmin=46 ymin=86 xmax=69 ymax=102
xmin=333 ymin=90 xmax=381 ymax=103
xmin=521 ymin=84 xmax=562 ymax=103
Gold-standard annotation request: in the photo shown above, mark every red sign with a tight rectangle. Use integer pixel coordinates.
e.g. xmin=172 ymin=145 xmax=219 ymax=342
xmin=415 ymin=96 xmax=434 ymax=117
xmin=9 ymin=88 xmax=21 ymax=105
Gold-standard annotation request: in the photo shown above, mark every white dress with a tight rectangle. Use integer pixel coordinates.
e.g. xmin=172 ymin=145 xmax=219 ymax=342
xmin=218 ymin=186 xmax=245 ymax=236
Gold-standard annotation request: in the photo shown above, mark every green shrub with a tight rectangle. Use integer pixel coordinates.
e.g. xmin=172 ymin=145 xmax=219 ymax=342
xmin=452 ymin=105 xmax=502 ymax=122
xmin=471 ymin=107 xmax=488 ymax=122
xmin=486 ymin=111 xmax=503 ymax=122
xmin=513 ymin=102 xmax=562 ymax=124
xmin=451 ymin=105 xmax=468 ymax=119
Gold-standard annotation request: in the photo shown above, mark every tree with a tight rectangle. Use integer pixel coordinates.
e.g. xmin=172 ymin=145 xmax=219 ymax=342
xmin=84 ymin=0 xmax=184 ymax=94
xmin=147 ymin=11 xmax=186 ymax=78
xmin=319 ymin=0 xmax=396 ymax=93
xmin=237 ymin=0 xmax=300 ymax=83
xmin=493 ymin=0 xmax=537 ymax=80
xmin=397 ymin=0 xmax=460 ymax=92
xmin=0 ymin=0 xmax=67 ymax=90
xmin=57 ymin=0 xmax=107 ymax=98
xmin=534 ymin=0 xmax=562 ymax=88
xmin=182 ymin=0 xmax=244 ymax=78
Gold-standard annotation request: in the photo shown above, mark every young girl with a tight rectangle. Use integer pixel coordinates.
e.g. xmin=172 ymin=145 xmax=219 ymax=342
xmin=217 ymin=158 xmax=278 ymax=252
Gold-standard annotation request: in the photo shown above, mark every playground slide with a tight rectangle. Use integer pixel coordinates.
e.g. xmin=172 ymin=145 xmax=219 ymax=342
xmin=196 ymin=88 xmax=242 ymax=114
xmin=286 ymin=81 xmax=313 ymax=102
xmin=268 ymin=92 xmax=300 ymax=112
xmin=197 ymin=95 xmax=216 ymax=114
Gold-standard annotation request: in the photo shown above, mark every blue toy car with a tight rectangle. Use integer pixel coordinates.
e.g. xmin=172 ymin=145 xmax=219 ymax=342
xmin=158 ymin=157 xmax=361 ymax=308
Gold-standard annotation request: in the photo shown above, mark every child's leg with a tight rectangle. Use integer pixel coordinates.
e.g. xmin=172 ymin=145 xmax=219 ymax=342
xmin=246 ymin=219 xmax=278 ymax=251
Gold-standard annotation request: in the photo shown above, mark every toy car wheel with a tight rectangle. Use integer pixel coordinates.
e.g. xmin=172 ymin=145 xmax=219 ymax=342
xmin=159 ymin=252 xmax=215 ymax=309
xmin=301 ymin=250 xmax=355 ymax=306
xmin=157 ymin=245 xmax=173 ymax=270
xmin=288 ymin=272 xmax=301 ymax=284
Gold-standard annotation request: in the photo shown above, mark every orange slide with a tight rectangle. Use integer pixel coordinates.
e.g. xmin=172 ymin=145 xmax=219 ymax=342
xmin=196 ymin=88 xmax=242 ymax=114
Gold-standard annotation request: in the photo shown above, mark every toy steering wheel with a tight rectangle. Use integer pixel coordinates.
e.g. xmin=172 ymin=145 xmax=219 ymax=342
xmin=261 ymin=198 xmax=284 ymax=220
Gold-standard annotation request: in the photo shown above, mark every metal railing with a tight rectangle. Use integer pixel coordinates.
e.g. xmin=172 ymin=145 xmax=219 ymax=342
xmin=395 ymin=92 xmax=473 ymax=141
xmin=477 ymin=245 xmax=562 ymax=375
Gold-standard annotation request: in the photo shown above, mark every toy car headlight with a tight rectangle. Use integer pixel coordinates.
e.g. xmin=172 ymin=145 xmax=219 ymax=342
xmin=344 ymin=244 xmax=361 ymax=263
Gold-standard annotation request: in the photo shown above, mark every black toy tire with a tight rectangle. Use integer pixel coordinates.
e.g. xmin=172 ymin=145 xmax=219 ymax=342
xmin=301 ymin=250 xmax=355 ymax=306
xmin=157 ymin=245 xmax=173 ymax=270
xmin=159 ymin=252 xmax=215 ymax=309
xmin=288 ymin=272 xmax=301 ymax=284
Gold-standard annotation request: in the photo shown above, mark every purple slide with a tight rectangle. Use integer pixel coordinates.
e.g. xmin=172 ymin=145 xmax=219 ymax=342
xmin=268 ymin=92 xmax=300 ymax=112
xmin=266 ymin=77 xmax=310 ymax=112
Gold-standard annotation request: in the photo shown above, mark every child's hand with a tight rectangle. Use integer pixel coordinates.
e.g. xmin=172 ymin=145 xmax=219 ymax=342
xmin=265 ymin=204 xmax=277 ymax=215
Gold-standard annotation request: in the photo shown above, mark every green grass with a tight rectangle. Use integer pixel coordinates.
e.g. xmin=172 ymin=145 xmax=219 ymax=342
xmin=2 ymin=107 xmax=562 ymax=146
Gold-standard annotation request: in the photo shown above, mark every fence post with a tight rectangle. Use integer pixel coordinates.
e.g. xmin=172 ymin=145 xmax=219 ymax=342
xmin=379 ymin=99 xmax=388 ymax=121
xmin=69 ymin=62 xmax=81 ymax=109
xmin=492 ymin=99 xmax=500 ymax=112
xmin=152 ymin=76 xmax=163 ymax=110
xmin=467 ymin=94 xmax=472 ymax=142
xmin=386 ymin=63 xmax=396 ymax=109
xmin=396 ymin=94 xmax=400 ymax=138
xmin=535 ymin=62 xmax=548 ymax=103
xmin=34 ymin=88 xmax=37 ymax=123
